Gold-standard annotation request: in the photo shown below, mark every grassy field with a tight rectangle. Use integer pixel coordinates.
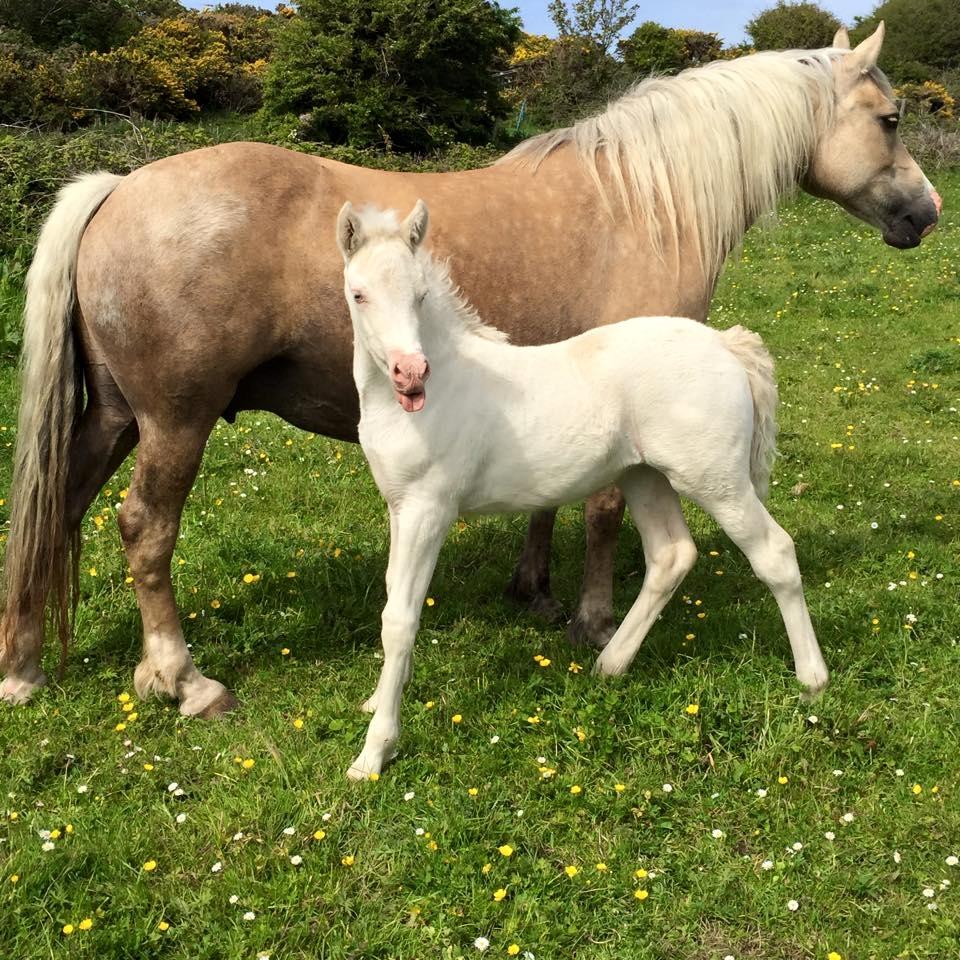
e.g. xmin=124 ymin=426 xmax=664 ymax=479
xmin=1 ymin=170 xmax=958 ymax=960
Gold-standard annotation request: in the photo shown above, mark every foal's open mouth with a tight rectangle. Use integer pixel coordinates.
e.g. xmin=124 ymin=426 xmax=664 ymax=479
xmin=395 ymin=387 xmax=426 ymax=413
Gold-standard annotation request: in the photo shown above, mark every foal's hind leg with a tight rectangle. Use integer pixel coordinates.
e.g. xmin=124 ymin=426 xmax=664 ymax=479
xmin=0 ymin=387 xmax=136 ymax=704
xmin=594 ymin=468 xmax=697 ymax=677
xmin=120 ymin=419 xmax=235 ymax=716
xmin=568 ymin=486 xmax=626 ymax=648
xmin=701 ymin=490 xmax=828 ymax=696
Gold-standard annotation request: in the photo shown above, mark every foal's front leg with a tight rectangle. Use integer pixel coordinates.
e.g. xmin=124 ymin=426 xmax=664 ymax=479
xmin=347 ymin=503 xmax=453 ymax=780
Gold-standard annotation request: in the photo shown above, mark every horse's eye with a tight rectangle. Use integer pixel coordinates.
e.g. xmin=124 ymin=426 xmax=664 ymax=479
xmin=353 ymin=291 xmax=365 ymax=304
xmin=882 ymin=114 xmax=899 ymax=129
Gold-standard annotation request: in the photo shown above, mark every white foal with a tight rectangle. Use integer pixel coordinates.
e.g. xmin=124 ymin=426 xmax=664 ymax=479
xmin=338 ymin=200 xmax=829 ymax=780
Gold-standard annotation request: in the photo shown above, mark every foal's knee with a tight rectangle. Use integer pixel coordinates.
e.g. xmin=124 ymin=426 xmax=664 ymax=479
xmin=752 ymin=526 xmax=801 ymax=593
xmin=648 ymin=538 xmax=698 ymax=590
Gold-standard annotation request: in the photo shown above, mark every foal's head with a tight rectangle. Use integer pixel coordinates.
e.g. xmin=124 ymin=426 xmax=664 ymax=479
xmin=337 ymin=200 xmax=431 ymax=413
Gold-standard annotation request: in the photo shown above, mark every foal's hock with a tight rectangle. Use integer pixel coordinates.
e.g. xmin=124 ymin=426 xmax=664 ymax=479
xmin=339 ymin=201 xmax=829 ymax=780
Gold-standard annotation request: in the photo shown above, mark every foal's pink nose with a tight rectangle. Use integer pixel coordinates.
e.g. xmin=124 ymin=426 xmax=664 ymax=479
xmin=388 ymin=351 xmax=430 ymax=412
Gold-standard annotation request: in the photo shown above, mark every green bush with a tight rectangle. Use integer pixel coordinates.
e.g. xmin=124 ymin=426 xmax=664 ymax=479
xmin=619 ymin=22 xmax=723 ymax=76
xmin=262 ymin=0 xmax=521 ymax=151
xmin=746 ymin=2 xmax=841 ymax=51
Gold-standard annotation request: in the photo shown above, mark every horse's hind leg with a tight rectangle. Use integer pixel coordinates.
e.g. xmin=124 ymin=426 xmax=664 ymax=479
xmin=594 ymin=469 xmax=697 ymax=677
xmin=120 ymin=417 xmax=235 ymax=716
xmin=568 ymin=486 xmax=625 ymax=648
xmin=0 ymin=381 xmax=136 ymax=704
xmin=505 ymin=509 xmax=565 ymax=623
xmin=702 ymin=489 xmax=828 ymax=696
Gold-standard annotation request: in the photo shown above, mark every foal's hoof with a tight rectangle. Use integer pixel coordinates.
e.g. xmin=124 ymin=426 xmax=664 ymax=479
xmin=196 ymin=689 xmax=240 ymax=719
xmin=567 ymin=611 xmax=617 ymax=650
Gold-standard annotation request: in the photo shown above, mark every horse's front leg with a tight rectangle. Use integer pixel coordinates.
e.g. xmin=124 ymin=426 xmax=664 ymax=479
xmin=348 ymin=502 xmax=453 ymax=780
xmin=568 ymin=486 xmax=626 ymax=648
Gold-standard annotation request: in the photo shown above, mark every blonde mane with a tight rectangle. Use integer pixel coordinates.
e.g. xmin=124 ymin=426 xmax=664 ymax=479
xmin=499 ymin=48 xmax=849 ymax=276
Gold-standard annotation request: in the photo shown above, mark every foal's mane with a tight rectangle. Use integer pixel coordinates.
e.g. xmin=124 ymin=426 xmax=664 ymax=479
xmin=354 ymin=206 xmax=508 ymax=343
xmin=500 ymin=48 xmax=852 ymax=276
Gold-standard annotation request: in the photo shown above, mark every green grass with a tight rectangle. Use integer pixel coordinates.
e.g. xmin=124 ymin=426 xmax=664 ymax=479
xmin=1 ymin=172 xmax=959 ymax=959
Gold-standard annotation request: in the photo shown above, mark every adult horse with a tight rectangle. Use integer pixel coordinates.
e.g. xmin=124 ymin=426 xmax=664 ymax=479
xmin=0 ymin=26 xmax=941 ymax=712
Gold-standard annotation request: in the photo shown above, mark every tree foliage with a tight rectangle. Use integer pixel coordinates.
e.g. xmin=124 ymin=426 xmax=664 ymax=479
xmin=262 ymin=0 xmax=520 ymax=151
xmin=618 ymin=21 xmax=723 ymax=75
xmin=547 ymin=0 xmax=640 ymax=54
xmin=0 ymin=0 xmax=185 ymax=52
xmin=852 ymin=0 xmax=960 ymax=82
xmin=746 ymin=2 xmax=841 ymax=51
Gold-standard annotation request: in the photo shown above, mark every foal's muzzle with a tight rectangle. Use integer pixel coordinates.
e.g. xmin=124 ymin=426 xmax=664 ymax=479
xmin=882 ymin=189 xmax=941 ymax=249
xmin=389 ymin=351 xmax=430 ymax=413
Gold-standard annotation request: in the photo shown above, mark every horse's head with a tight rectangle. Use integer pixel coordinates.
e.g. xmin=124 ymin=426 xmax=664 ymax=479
xmin=337 ymin=200 xmax=432 ymax=412
xmin=804 ymin=23 xmax=940 ymax=249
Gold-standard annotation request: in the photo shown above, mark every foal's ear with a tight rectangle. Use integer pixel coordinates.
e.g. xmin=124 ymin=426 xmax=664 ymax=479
xmin=851 ymin=21 xmax=884 ymax=70
xmin=832 ymin=27 xmax=850 ymax=50
xmin=336 ymin=201 xmax=364 ymax=260
xmin=401 ymin=199 xmax=429 ymax=251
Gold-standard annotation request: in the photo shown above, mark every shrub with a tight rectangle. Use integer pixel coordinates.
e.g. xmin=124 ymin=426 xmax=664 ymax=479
xmin=746 ymin=2 xmax=841 ymax=51
xmin=263 ymin=0 xmax=521 ymax=151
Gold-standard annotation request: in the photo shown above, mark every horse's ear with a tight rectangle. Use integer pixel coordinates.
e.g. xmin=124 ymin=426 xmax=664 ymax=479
xmin=832 ymin=27 xmax=850 ymax=50
xmin=336 ymin=201 xmax=364 ymax=260
xmin=851 ymin=21 xmax=884 ymax=69
xmin=402 ymin=199 xmax=429 ymax=251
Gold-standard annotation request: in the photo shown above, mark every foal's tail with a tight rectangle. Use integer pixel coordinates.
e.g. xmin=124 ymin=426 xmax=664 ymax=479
xmin=0 ymin=172 xmax=123 ymax=677
xmin=718 ymin=325 xmax=779 ymax=502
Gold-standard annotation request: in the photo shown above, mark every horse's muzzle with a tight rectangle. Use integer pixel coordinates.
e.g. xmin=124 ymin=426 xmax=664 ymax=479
xmin=883 ymin=190 xmax=941 ymax=249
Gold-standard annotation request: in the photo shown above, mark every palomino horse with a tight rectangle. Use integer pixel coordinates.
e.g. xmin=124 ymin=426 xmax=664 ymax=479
xmin=0 ymin=26 xmax=939 ymax=711
xmin=339 ymin=199 xmax=827 ymax=778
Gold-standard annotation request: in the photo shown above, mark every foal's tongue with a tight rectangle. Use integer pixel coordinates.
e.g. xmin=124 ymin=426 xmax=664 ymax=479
xmin=398 ymin=391 xmax=425 ymax=413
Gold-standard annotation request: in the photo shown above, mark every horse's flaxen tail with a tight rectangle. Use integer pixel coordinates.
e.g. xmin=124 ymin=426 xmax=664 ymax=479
xmin=0 ymin=172 xmax=123 ymax=678
xmin=718 ymin=324 xmax=779 ymax=502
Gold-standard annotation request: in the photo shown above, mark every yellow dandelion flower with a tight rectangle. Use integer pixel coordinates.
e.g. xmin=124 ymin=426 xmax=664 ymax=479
xmin=143 ymin=860 xmax=157 ymax=872
xmin=574 ymin=727 xmax=586 ymax=742
xmin=482 ymin=862 xmax=492 ymax=874
xmin=313 ymin=830 xmax=326 ymax=841
xmin=538 ymin=657 xmax=551 ymax=667
xmin=828 ymin=953 xmax=842 ymax=960
xmin=564 ymin=864 xmax=579 ymax=878
xmin=527 ymin=715 xmax=540 ymax=724
xmin=293 ymin=717 xmax=304 ymax=729
xmin=493 ymin=888 xmax=507 ymax=903
xmin=595 ymin=862 xmax=608 ymax=872
xmin=685 ymin=703 xmax=699 ymax=715
xmin=281 ymin=647 xmax=290 ymax=656
xmin=158 ymin=921 xmax=170 ymax=931
xmin=78 ymin=918 xmax=93 ymax=931
xmin=210 ymin=599 xmax=221 ymax=609
xmin=65 ymin=824 xmax=73 ymax=834
xmin=127 ymin=712 xmax=138 ymax=722
xmin=9 ymin=874 xmax=19 ymax=884
xmin=498 ymin=844 xmax=514 ymax=857
xmin=241 ymin=758 xmax=255 ymax=769
xmin=468 ymin=787 xmax=479 ymax=796
xmin=368 ymin=772 xmax=379 ymax=782
xmin=614 ymin=783 xmax=626 ymax=793
xmin=243 ymin=573 xmax=256 ymax=584
xmin=143 ymin=763 xmax=153 ymax=771
xmin=118 ymin=692 xmax=131 ymax=703
xmin=570 ymin=785 xmax=582 ymax=795
xmin=452 ymin=714 xmax=463 ymax=724
xmin=634 ymin=888 xmax=649 ymax=901
xmin=507 ymin=945 xmax=520 ymax=956
xmin=912 ymin=784 xmax=923 ymax=795
xmin=778 ymin=776 xmax=788 ymax=785
xmin=63 ymin=924 xmax=75 ymax=935
xmin=425 ymin=597 xmax=435 ymax=606
xmin=568 ymin=661 xmax=582 ymax=673
xmin=341 ymin=855 xmax=355 ymax=866
xmin=122 ymin=701 xmax=134 ymax=712
xmin=635 ymin=868 xmax=648 ymax=879
xmin=114 ymin=722 xmax=126 ymax=732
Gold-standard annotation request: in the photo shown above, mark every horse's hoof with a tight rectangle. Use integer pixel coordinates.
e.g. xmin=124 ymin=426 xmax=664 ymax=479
xmin=504 ymin=576 xmax=566 ymax=626
xmin=592 ymin=653 xmax=627 ymax=677
xmin=0 ymin=671 xmax=47 ymax=705
xmin=197 ymin=689 xmax=239 ymax=718
xmin=567 ymin=611 xmax=617 ymax=649
xmin=360 ymin=694 xmax=378 ymax=714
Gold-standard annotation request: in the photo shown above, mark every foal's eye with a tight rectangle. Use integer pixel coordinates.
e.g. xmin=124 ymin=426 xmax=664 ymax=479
xmin=881 ymin=114 xmax=899 ymax=129
xmin=352 ymin=291 xmax=365 ymax=304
